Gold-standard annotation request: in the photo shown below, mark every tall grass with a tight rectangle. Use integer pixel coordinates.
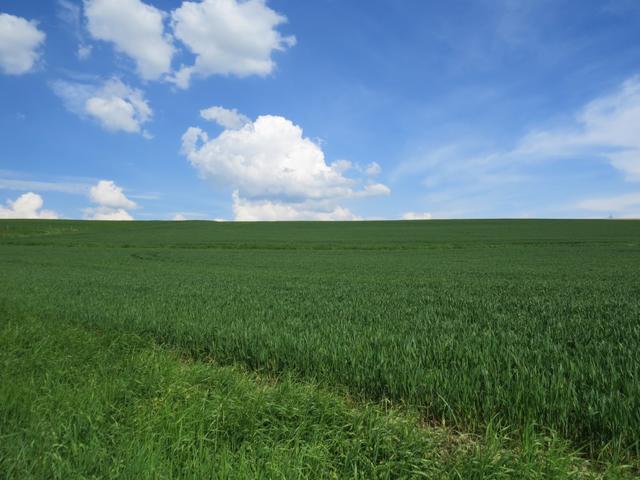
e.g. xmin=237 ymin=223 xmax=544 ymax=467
xmin=0 ymin=317 xmax=626 ymax=479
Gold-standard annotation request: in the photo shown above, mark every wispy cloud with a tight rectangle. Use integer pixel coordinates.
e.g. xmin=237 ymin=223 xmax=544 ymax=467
xmin=0 ymin=177 xmax=90 ymax=194
xmin=393 ymin=75 xmax=640 ymax=217
xmin=577 ymin=192 xmax=640 ymax=215
xmin=0 ymin=172 xmax=159 ymax=205
xmin=514 ymin=76 xmax=640 ymax=181
xmin=56 ymin=0 xmax=92 ymax=60
xmin=128 ymin=193 xmax=161 ymax=201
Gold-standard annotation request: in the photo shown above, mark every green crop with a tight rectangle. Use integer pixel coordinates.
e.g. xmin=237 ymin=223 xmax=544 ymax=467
xmin=1 ymin=219 xmax=639 ymax=477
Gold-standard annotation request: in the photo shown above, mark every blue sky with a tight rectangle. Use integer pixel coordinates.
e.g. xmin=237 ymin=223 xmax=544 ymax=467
xmin=1 ymin=0 xmax=640 ymax=220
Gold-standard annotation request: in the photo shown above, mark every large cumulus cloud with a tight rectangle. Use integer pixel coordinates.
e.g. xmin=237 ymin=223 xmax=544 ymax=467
xmin=181 ymin=107 xmax=390 ymax=220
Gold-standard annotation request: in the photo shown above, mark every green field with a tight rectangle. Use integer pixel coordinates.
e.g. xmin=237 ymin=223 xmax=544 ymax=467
xmin=1 ymin=219 xmax=639 ymax=478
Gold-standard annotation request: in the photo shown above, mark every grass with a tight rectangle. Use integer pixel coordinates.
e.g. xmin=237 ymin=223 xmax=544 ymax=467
xmin=0 ymin=316 xmax=625 ymax=479
xmin=1 ymin=219 xmax=639 ymax=477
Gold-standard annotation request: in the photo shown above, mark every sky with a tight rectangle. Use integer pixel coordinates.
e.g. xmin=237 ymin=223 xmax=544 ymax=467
xmin=1 ymin=0 xmax=640 ymax=221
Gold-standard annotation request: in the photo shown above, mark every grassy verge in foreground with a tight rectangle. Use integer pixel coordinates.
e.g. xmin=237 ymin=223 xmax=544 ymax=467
xmin=0 ymin=317 xmax=629 ymax=479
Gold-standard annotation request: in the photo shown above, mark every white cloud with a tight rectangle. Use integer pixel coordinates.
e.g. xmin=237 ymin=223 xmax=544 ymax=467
xmin=0 ymin=13 xmax=46 ymax=75
xmin=84 ymin=207 xmax=134 ymax=220
xmin=86 ymin=80 xmax=152 ymax=134
xmin=359 ymin=183 xmax=391 ymax=197
xmin=170 ymin=0 xmax=295 ymax=88
xmin=183 ymin=114 xmax=362 ymax=200
xmin=232 ymin=192 xmax=359 ymax=221
xmin=52 ymin=77 xmax=152 ymax=136
xmin=516 ymin=76 xmax=640 ymax=181
xmin=51 ymin=79 xmax=94 ymax=112
xmin=0 ymin=192 xmax=59 ymax=219
xmin=402 ymin=212 xmax=433 ymax=220
xmin=172 ymin=213 xmax=187 ymax=221
xmin=365 ymin=162 xmax=382 ymax=176
xmin=85 ymin=95 xmax=140 ymax=133
xmin=85 ymin=180 xmax=136 ymax=220
xmin=200 ymin=106 xmax=250 ymax=130
xmin=90 ymin=180 xmax=136 ymax=209
xmin=577 ymin=192 xmax=640 ymax=213
xmin=77 ymin=0 xmax=296 ymax=88
xmin=182 ymin=108 xmax=389 ymax=220
xmin=331 ymin=160 xmax=353 ymax=173
xmin=84 ymin=0 xmax=174 ymax=80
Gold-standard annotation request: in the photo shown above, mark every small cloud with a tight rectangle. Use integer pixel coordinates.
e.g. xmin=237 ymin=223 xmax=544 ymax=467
xmin=90 ymin=180 xmax=136 ymax=209
xmin=172 ymin=213 xmax=187 ymax=221
xmin=0 ymin=13 xmax=46 ymax=75
xmin=365 ymin=162 xmax=381 ymax=176
xmin=402 ymin=212 xmax=433 ymax=220
xmin=331 ymin=160 xmax=353 ymax=173
xmin=200 ymin=106 xmax=250 ymax=130
xmin=85 ymin=180 xmax=136 ymax=220
xmin=232 ymin=191 xmax=360 ymax=221
xmin=358 ymin=183 xmax=391 ymax=197
xmin=576 ymin=192 xmax=640 ymax=215
xmin=84 ymin=207 xmax=133 ymax=221
xmin=51 ymin=77 xmax=153 ymax=136
xmin=0 ymin=192 xmax=59 ymax=219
